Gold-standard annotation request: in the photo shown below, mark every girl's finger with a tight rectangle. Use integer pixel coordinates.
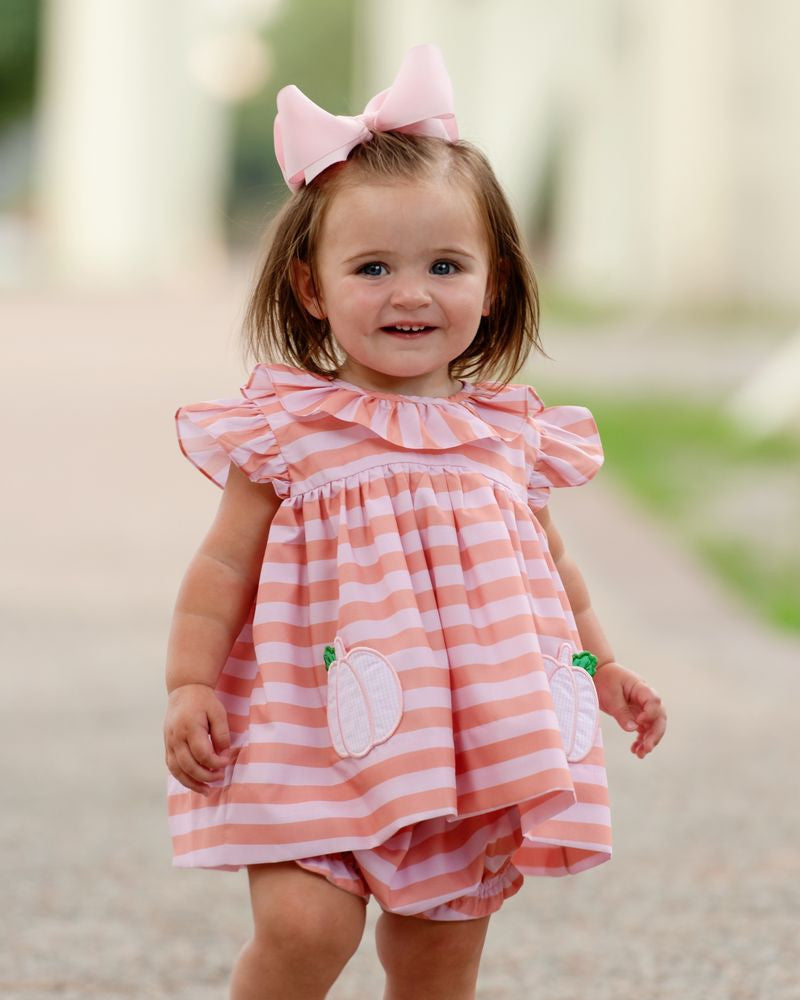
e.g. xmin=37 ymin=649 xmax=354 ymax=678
xmin=609 ymin=708 xmax=637 ymax=732
xmin=635 ymin=714 xmax=667 ymax=756
xmin=601 ymin=689 xmax=639 ymax=730
xmin=637 ymin=704 xmax=667 ymax=736
xmin=172 ymin=768 xmax=212 ymax=796
xmin=187 ymin=729 xmax=230 ymax=771
xmin=206 ymin=700 xmax=232 ymax=756
xmin=645 ymin=715 xmax=668 ymax=748
xmin=166 ymin=751 xmax=212 ymax=795
xmin=634 ymin=691 xmax=663 ymax=721
xmin=175 ymin=742 xmax=227 ymax=783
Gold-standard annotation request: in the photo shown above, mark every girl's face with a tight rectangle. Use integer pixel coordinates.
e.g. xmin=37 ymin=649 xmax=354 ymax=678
xmin=295 ymin=175 xmax=493 ymax=397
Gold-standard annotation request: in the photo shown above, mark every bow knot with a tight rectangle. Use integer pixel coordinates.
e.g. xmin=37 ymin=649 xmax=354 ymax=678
xmin=357 ymin=108 xmax=382 ymax=133
xmin=274 ymin=44 xmax=459 ymax=192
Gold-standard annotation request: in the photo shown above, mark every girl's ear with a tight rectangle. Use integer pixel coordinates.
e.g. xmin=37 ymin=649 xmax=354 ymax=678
xmin=292 ymin=260 xmax=326 ymax=319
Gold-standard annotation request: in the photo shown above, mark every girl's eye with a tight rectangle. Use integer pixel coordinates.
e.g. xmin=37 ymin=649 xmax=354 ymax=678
xmin=358 ymin=263 xmax=387 ymax=277
xmin=357 ymin=261 xmax=460 ymax=277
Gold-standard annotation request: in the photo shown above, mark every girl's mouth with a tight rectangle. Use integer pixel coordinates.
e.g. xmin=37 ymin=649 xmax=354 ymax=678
xmin=382 ymin=326 xmax=435 ymax=338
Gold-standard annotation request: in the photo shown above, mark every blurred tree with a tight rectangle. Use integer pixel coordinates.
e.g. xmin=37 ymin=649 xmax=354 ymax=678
xmin=228 ymin=0 xmax=355 ymax=244
xmin=0 ymin=0 xmax=41 ymax=132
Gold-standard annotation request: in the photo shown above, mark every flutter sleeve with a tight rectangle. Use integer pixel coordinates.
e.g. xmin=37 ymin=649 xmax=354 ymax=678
xmin=174 ymin=365 xmax=290 ymax=496
xmin=523 ymin=387 xmax=604 ymax=511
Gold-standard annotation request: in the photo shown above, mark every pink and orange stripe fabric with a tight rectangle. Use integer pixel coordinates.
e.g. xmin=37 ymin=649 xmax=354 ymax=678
xmin=167 ymin=362 xmax=610 ymax=916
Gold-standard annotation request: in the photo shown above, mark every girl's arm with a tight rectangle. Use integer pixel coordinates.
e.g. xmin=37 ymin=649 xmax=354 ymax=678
xmin=164 ymin=463 xmax=283 ymax=794
xmin=536 ymin=505 xmax=667 ymax=759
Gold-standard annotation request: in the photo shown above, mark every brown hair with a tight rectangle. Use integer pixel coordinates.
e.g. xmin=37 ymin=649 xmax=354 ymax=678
xmin=242 ymin=131 xmax=544 ymax=388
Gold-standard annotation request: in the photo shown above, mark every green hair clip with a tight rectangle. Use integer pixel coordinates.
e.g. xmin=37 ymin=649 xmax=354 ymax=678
xmin=323 ymin=645 xmax=337 ymax=671
xmin=572 ymin=650 xmax=598 ymax=677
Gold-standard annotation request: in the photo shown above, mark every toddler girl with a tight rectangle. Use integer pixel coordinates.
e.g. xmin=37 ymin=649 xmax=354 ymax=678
xmin=163 ymin=43 xmax=666 ymax=1000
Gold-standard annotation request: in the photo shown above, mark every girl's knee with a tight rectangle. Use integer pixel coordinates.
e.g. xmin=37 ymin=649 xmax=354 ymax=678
xmin=248 ymin=862 xmax=366 ymax=967
xmin=376 ymin=910 xmax=489 ymax=988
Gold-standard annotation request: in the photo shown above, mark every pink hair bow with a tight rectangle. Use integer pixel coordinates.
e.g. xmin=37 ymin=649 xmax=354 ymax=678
xmin=274 ymin=43 xmax=459 ymax=192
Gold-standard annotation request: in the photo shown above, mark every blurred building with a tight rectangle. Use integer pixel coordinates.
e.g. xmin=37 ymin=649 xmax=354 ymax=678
xmin=21 ymin=0 xmax=800 ymax=310
xmin=34 ymin=0 xmax=278 ymax=287
xmin=358 ymin=0 xmax=800 ymax=311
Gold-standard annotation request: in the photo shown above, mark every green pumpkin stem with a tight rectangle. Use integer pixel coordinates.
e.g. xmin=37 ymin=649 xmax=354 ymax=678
xmin=572 ymin=650 xmax=598 ymax=677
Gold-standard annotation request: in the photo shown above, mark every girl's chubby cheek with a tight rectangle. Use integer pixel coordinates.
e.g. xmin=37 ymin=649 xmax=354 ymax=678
xmin=339 ymin=284 xmax=379 ymax=310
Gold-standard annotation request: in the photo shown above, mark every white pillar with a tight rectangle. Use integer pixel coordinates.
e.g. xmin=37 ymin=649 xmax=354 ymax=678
xmin=354 ymin=0 xmax=566 ymax=238
xmin=36 ymin=0 xmax=231 ymax=286
xmin=730 ymin=1 xmax=800 ymax=307
xmin=550 ymin=0 xmax=800 ymax=309
xmin=355 ymin=0 xmax=800 ymax=309
xmin=550 ymin=0 xmax=736 ymax=306
xmin=647 ymin=0 xmax=734 ymax=303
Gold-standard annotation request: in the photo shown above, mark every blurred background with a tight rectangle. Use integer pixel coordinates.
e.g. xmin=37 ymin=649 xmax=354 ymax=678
xmin=2 ymin=1 xmax=798 ymax=998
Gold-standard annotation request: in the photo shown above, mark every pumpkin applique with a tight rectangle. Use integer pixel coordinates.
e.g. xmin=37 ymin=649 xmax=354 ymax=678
xmin=324 ymin=636 xmax=404 ymax=759
xmin=542 ymin=642 xmax=600 ymax=762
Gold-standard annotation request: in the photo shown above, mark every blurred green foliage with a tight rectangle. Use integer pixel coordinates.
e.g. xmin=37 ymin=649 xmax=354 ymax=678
xmin=578 ymin=395 xmax=800 ymax=633
xmin=228 ymin=0 xmax=355 ymax=241
xmin=0 ymin=0 xmax=40 ymax=131
xmin=699 ymin=538 xmax=800 ymax=632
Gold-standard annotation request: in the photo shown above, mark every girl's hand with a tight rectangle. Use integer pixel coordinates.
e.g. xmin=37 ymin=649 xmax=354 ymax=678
xmin=164 ymin=683 xmax=236 ymax=795
xmin=593 ymin=662 xmax=666 ymax=759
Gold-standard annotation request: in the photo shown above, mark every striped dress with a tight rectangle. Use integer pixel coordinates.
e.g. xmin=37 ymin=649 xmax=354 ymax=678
xmin=167 ymin=361 xmax=611 ymax=918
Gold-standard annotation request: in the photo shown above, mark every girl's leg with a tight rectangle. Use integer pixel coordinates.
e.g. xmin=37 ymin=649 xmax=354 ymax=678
xmin=375 ymin=910 xmax=491 ymax=1000
xmin=230 ymin=861 xmax=367 ymax=1000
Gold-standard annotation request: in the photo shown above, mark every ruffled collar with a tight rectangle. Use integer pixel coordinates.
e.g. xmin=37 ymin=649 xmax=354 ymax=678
xmin=242 ymin=362 xmax=539 ymax=451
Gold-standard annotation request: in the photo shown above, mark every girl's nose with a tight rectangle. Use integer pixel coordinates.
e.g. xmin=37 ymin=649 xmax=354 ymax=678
xmin=389 ymin=278 xmax=431 ymax=309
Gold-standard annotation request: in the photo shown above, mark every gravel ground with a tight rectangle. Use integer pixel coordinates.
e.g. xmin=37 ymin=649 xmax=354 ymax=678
xmin=2 ymin=279 xmax=796 ymax=998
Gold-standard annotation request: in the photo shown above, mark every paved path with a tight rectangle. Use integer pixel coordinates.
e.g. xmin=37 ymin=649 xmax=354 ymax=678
xmin=1 ymin=278 xmax=796 ymax=998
